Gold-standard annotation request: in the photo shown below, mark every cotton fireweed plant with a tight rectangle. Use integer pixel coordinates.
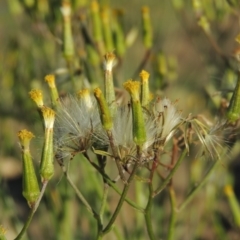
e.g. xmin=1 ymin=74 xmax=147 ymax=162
xmin=15 ymin=52 xmax=230 ymax=240
xmin=48 ymin=52 xmax=228 ymax=239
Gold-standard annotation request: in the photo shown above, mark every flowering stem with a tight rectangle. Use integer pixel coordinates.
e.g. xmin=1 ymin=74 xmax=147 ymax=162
xmin=177 ymin=157 xmax=220 ymax=212
xmin=61 ymin=164 xmax=98 ymax=217
xmin=105 ymin=175 xmax=144 ymax=212
xmin=145 ymin=182 xmax=156 ymax=240
xmin=167 ymin=184 xmax=177 ymax=240
xmin=133 ymin=49 xmax=151 ymax=79
xmin=101 ymin=161 xmax=139 ymax=235
xmin=14 ymin=181 xmax=48 ymax=240
xmin=145 ymin=157 xmax=158 ymax=240
xmin=99 ymin=183 xmax=109 ymax=223
xmin=153 ymin=148 xmax=187 ymax=197
xmin=83 ymin=153 xmax=144 ymax=212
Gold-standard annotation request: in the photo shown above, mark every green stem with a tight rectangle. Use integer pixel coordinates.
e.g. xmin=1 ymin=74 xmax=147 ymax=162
xmin=153 ymin=149 xmax=187 ymax=197
xmin=135 ymin=180 xmax=145 ymax=238
xmin=167 ymin=185 xmax=177 ymax=240
xmin=145 ymin=182 xmax=156 ymax=240
xmin=99 ymin=183 xmax=109 ymax=222
xmin=62 ymin=164 xmax=104 ymax=237
xmin=96 ymin=183 xmax=109 ymax=239
xmin=62 ymin=164 xmax=96 ymax=216
xmin=14 ymin=181 xmax=48 ymax=240
xmin=58 ymin=179 xmax=74 ymax=240
xmin=133 ymin=49 xmax=151 ymax=79
xmin=84 ymin=153 xmax=144 ymax=212
xmin=102 ymin=161 xmax=139 ymax=235
xmin=177 ymin=158 xmax=220 ymax=212
xmin=104 ymin=176 xmax=144 ymax=212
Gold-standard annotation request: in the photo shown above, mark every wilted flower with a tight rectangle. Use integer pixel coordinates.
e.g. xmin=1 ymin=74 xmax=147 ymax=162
xmin=97 ymin=104 xmax=156 ymax=165
xmin=191 ymin=119 xmax=226 ymax=160
xmin=54 ymin=94 xmax=103 ymax=160
xmin=153 ymin=97 xmax=182 ymax=146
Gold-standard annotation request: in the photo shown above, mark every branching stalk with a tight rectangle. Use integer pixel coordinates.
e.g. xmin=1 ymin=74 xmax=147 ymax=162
xmin=153 ymin=148 xmax=187 ymax=197
xmin=101 ymin=161 xmax=139 ymax=235
xmin=177 ymin=157 xmax=220 ymax=212
xmin=167 ymin=184 xmax=177 ymax=240
xmin=14 ymin=181 xmax=48 ymax=240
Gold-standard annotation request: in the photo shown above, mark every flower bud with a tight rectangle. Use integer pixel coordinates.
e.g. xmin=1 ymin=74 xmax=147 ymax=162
xmin=29 ymin=89 xmax=44 ymax=108
xmin=18 ymin=130 xmax=40 ymax=207
xmin=103 ymin=52 xmax=116 ymax=113
xmin=123 ymin=80 xmax=146 ymax=145
xmin=77 ymin=88 xmax=93 ymax=109
xmin=139 ymin=70 xmax=152 ymax=106
xmin=45 ymin=74 xmax=59 ymax=108
xmin=40 ymin=107 xmax=55 ymax=181
xmin=94 ymin=88 xmax=113 ymax=130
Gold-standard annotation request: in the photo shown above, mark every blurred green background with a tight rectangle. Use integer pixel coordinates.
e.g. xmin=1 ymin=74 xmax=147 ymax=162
xmin=1 ymin=0 xmax=240 ymax=239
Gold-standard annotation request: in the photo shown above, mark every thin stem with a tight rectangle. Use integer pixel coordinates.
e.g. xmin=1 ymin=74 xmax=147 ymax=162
xmin=61 ymin=164 xmax=104 ymax=237
xmin=99 ymin=183 xmax=109 ymax=222
xmin=167 ymin=184 xmax=177 ymax=240
xmin=105 ymin=177 xmax=144 ymax=212
xmin=145 ymin=183 xmax=156 ymax=240
xmin=61 ymin=164 xmax=96 ymax=216
xmin=14 ymin=181 xmax=48 ymax=240
xmin=102 ymin=161 xmax=139 ymax=235
xmin=177 ymin=158 xmax=220 ymax=212
xmin=84 ymin=153 xmax=144 ymax=212
xmin=145 ymin=157 xmax=158 ymax=240
xmin=135 ymin=180 xmax=145 ymax=238
xmin=133 ymin=49 xmax=151 ymax=79
xmin=96 ymin=183 xmax=109 ymax=240
xmin=153 ymin=148 xmax=187 ymax=197
xmin=57 ymin=179 xmax=74 ymax=240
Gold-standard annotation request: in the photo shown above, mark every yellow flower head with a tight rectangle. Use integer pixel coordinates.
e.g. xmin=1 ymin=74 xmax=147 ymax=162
xmin=94 ymin=88 xmax=113 ymax=130
xmin=60 ymin=1 xmax=71 ymax=17
xmin=104 ymin=52 xmax=116 ymax=71
xmin=77 ymin=88 xmax=93 ymax=109
xmin=41 ymin=106 xmax=56 ymax=129
xmin=77 ymin=88 xmax=90 ymax=99
xmin=18 ymin=129 xmax=35 ymax=150
xmin=45 ymin=74 xmax=56 ymax=89
xmin=29 ymin=89 xmax=44 ymax=108
xmin=139 ymin=70 xmax=150 ymax=83
xmin=94 ymin=88 xmax=102 ymax=98
xmin=91 ymin=0 xmax=99 ymax=12
xmin=141 ymin=6 xmax=150 ymax=14
xmin=123 ymin=80 xmax=140 ymax=102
